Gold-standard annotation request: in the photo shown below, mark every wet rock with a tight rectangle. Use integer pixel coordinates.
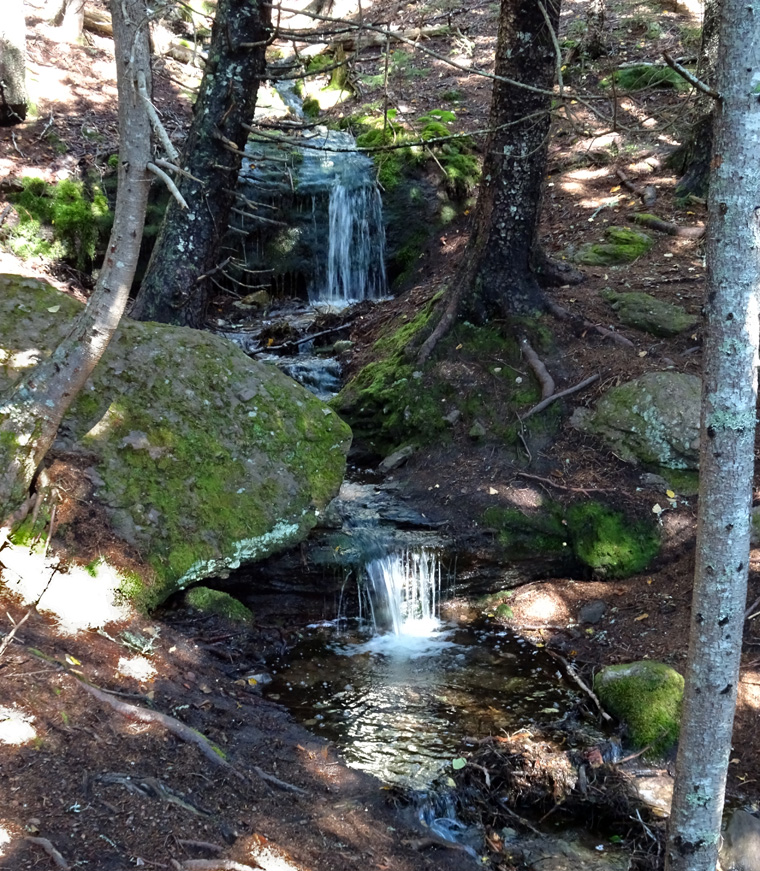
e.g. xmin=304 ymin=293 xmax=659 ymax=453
xmin=720 ymin=809 xmax=760 ymax=871
xmin=594 ymin=661 xmax=684 ymax=754
xmin=518 ymin=835 xmax=628 ymax=871
xmin=602 ymin=289 xmax=698 ymax=337
xmin=379 ymin=445 xmax=415 ymax=473
xmin=571 ymin=372 xmax=701 ymax=469
xmin=578 ymin=600 xmax=607 ymax=624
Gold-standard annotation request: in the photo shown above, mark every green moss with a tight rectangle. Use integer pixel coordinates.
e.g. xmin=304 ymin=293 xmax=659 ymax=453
xmin=5 ymin=176 xmax=111 ymax=269
xmin=594 ymin=661 xmax=683 ymax=754
xmin=185 ymin=586 xmax=253 ymax=623
xmin=575 ymin=226 xmax=653 ymax=265
xmin=483 ymin=503 xmax=570 ymax=560
xmin=302 ymin=96 xmax=320 ymax=119
xmin=606 ymin=63 xmax=689 ymax=92
xmin=566 ymin=502 xmax=659 ymax=577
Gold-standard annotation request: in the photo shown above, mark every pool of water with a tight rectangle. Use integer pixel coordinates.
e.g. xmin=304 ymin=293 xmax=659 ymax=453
xmin=264 ymin=617 xmax=576 ymax=788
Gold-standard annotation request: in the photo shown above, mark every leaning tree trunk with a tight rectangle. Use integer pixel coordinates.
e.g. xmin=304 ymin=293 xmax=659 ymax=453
xmin=130 ymin=0 xmax=272 ymax=328
xmin=0 ymin=0 xmax=28 ymax=126
xmin=417 ymin=0 xmax=559 ymax=364
xmin=0 ymin=0 xmax=153 ymax=525
xmin=664 ymin=1 xmax=760 ymax=869
xmin=671 ymin=0 xmax=719 ymax=198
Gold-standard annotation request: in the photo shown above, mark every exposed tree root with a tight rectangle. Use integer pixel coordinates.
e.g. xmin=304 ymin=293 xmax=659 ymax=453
xmin=615 ymin=168 xmax=657 ymax=208
xmin=25 ymin=836 xmax=70 ymax=870
xmin=520 ymin=373 xmax=600 ymax=421
xmin=520 ymin=339 xmax=555 ymax=399
xmin=252 ymin=765 xmax=308 ymax=795
xmin=546 ymin=299 xmax=635 ymax=348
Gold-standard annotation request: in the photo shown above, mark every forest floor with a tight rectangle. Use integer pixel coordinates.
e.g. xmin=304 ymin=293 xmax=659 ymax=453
xmin=3 ymin=0 xmax=760 ymax=869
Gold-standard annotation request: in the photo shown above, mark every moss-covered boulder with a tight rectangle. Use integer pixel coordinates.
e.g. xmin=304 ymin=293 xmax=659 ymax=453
xmin=594 ymin=661 xmax=684 ymax=755
xmin=571 ymin=372 xmax=701 ymax=469
xmin=185 ymin=587 xmax=253 ymax=623
xmin=575 ymin=226 xmax=653 ymax=265
xmin=601 ymin=289 xmax=698 ymax=337
xmin=0 ymin=274 xmax=351 ymax=607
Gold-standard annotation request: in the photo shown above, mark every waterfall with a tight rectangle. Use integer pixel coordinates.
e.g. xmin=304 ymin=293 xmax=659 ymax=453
xmin=236 ymin=126 xmax=387 ymax=307
xmin=365 ymin=550 xmax=441 ymax=637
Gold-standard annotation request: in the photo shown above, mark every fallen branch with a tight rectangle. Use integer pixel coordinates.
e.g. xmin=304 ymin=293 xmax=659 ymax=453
xmin=25 ymin=837 xmax=70 ymax=870
xmin=545 ymin=649 xmax=613 ymax=723
xmin=520 ymin=338 xmax=555 ymax=399
xmin=181 ymin=862 xmax=259 ymax=871
xmin=177 ymin=840 xmax=224 ymax=854
xmin=662 ymin=51 xmax=720 ymax=99
xmin=546 ymin=299 xmax=636 ymax=349
xmin=519 ymin=373 xmax=600 ymax=420
xmin=615 ymin=168 xmax=656 ymax=208
xmin=0 ymin=607 xmax=33 ymax=661
xmin=513 ymin=470 xmax=611 ymax=495
xmin=627 ymin=212 xmax=705 ymax=239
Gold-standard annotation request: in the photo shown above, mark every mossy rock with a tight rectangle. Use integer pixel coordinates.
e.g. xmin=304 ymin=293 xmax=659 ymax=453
xmin=575 ymin=226 xmax=653 ymax=265
xmin=566 ymin=502 xmax=659 ymax=578
xmin=483 ymin=502 xmax=570 ymax=563
xmin=185 ymin=587 xmax=253 ymax=623
xmin=571 ymin=372 xmax=701 ymax=469
xmin=594 ymin=661 xmax=684 ymax=754
xmin=602 ymin=289 xmax=698 ymax=337
xmin=0 ymin=274 xmax=351 ymax=609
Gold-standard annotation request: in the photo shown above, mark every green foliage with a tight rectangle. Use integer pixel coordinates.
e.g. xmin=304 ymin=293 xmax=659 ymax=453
xmin=306 ymin=53 xmax=336 ymax=75
xmin=302 ymin=96 xmax=320 ymax=119
xmin=185 ymin=586 xmax=254 ymax=623
xmin=594 ymin=662 xmax=683 ymax=755
xmin=604 ymin=64 xmax=689 ymax=92
xmin=442 ymin=89 xmax=463 ymax=102
xmin=6 ymin=176 xmax=111 ymax=270
xmin=389 ymin=49 xmax=426 ymax=79
xmin=566 ymin=502 xmax=660 ymax=577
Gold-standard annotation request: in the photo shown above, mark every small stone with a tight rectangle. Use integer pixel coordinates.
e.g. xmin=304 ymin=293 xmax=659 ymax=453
xmin=443 ymin=408 xmax=461 ymax=425
xmin=469 ymin=420 xmax=487 ymax=439
xmin=240 ymin=289 xmax=270 ymax=307
xmin=332 ymin=339 xmax=353 ymax=353
xmin=378 ymin=445 xmax=415 ymax=474
xmin=578 ymin=600 xmax=607 ymax=625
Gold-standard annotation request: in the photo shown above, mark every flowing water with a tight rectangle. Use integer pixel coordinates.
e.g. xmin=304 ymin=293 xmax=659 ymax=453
xmin=264 ymin=550 xmax=576 ymax=790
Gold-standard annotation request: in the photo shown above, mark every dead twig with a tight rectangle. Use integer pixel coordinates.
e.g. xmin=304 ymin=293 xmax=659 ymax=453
xmin=513 ymin=470 xmax=611 ymax=495
xmin=24 ymin=837 xmax=70 ymax=870
xmin=615 ymin=168 xmax=656 ymax=208
xmin=662 ymin=51 xmax=720 ymax=99
xmin=177 ymin=840 xmax=224 ymax=854
xmin=180 ymin=860 xmax=260 ymax=870
xmin=147 ymin=163 xmax=189 ymax=209
xmin=252 ymin=764 xmax=308 ymax=795
xmin=520 ymin=374 xmax=600 ymax=420
xmin=545 ymin=649 xmax=613 ymax=722
xmin=520 ymin=338 xmax=555 ymax=399
xmin=0 ymin=608 xmax=33 ymax=661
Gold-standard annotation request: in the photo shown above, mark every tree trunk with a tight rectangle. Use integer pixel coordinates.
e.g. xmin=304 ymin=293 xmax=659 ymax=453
xmin=670 ymin=0 xmax=719 ymax=198
xmin=415 ymin=0 xmax=560 ymax=365
xmin=130 ymin=0 xmax=272 ymax=328
xmin=0 ymin=0 xmax=28 ymax=126
xmin=664 ymin=1 xmax=760 ymax=868
xmin=583 ymin=0 xmax=607 ymax=59
xmin=0 ymin=0 xmax=153 ymax=524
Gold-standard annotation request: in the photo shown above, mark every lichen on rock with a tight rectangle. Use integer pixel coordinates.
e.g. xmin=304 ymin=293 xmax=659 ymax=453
xmin=0 ymin=274 xmax=352 ymax=608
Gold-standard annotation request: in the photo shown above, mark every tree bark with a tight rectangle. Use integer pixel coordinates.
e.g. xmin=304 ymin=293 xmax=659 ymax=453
xmin=0 ymin=0 xmax=28 ymax=126
xmin=0 ymin=0 xmax=153 ymax=524
xmin=670 ymin=0 xmax=719 ymax=198
xmin=664 ymin=1 xmax=760 ymax=868
xmin=130 ymin=0 xmax=272 ymax=328
xmin=416 ymin=0 xmax=559 ymax=365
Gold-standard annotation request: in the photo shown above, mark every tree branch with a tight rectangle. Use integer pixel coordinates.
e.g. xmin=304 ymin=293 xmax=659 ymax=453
xmin=662 ymin=51 xmax=720 ymax=99
xmin=147 ymin=162 xmax=189 ymax=208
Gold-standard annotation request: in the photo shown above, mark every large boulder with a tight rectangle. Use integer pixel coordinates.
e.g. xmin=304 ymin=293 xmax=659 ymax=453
xmin=571 ymin=371 xmax=701 ymax=469
xmin=0 ymin=274 xmax=351 ymax=607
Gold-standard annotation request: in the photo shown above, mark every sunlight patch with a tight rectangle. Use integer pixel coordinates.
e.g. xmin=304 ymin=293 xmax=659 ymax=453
xmin=0 ymin=706 xmax=37 ymax=745
xmin=0 ymin=545 xmax=130 ymax=634
xmin=117 ymin=656 xmax=156 ymax=682
xmin=249 ymin=845 xmax=304 ymax=871
xmin=0 ymin=824 xmax=11 ymax=856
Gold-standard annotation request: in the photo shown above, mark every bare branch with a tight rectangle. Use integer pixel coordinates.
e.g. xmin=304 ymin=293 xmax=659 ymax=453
xmin=662 ymin=51 xmax=720 ymax=99
xmin=147 ymin=162 xmax=189 ymax=208
xmin=137 ymin=71 xmax=180 ymax=162
xmin=520 ymin=374 xmax=600 ymax=420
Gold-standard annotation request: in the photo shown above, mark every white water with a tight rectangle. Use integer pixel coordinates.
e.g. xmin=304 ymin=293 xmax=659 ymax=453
xmin=365 ymin=550 xmax=442 ymax=639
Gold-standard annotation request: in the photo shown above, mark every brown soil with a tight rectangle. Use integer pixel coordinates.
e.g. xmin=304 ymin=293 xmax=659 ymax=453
xmin=3 ymin=0 xmax=760 ymax=869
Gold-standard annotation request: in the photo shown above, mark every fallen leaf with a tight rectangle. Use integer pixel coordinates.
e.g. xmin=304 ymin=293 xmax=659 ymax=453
xmin=47 ymin=305 xmax=61 ymax=313
xmin=635 ymin=613 xmax=649 ymax=621
xmin=666 ymin=489 xmax=676 ymax=498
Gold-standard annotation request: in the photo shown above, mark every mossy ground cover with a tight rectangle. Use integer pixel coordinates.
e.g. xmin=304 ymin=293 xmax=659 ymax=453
xmin=4 ymin=176 xmax=111 ymax=270
xmin=185 ymin=586 xmax=253 ymax=623
xmin=334 ymin=305 xmax=557 ymax=456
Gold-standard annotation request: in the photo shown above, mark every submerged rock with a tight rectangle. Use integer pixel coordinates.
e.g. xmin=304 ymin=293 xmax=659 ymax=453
xmin=594 ymin=661 xmax=684 ymax=755
xmin=720 ymin=809 xmax=760 ymax=871
xmin=571 ymin=371 xmax=701 ymax=469
xmin=601 ymin=289 xmax=698 ymax=337
xmin=0 ymin=274 xmax=351 ymax=607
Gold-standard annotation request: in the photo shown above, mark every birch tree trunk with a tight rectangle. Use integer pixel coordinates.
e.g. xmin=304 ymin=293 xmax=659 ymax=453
xmin=664 ymin=1 xmax=760 ymax=868
xmin=0 ymin=0 xmax=153 ymax=525
xmin=0 ymin=0 xmax=28 ymax=125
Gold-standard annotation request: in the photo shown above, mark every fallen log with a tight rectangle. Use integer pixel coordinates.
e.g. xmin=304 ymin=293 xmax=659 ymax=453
xmin=627 ymin=212 xmax=705 ymax=239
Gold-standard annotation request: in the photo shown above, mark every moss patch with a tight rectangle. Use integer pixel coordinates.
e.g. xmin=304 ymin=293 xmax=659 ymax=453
xmin=602 ymin=289 xmax=698 ymax=337
xmin=605 ymin=64 xmax=689 ymax=92
xmin=566 ymin=502 xmax=660 ymax=578
xmin=185 ymin=586 xmax=253 ymax=623
xmin=594 ymin=661 xmax=684 ymax=754
xmin=575 ymin=226 xmax=653 ymax=265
